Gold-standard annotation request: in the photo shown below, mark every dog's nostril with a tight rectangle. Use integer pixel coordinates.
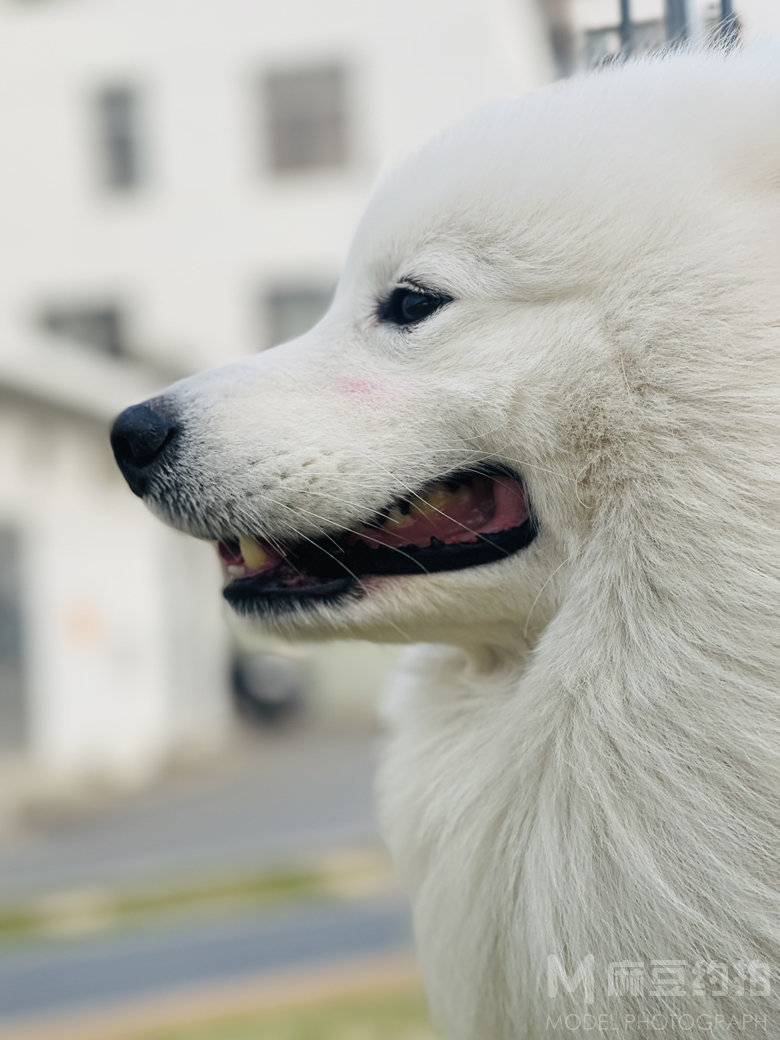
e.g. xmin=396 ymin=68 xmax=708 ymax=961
xmin=110 ymin=402 xmax=179 ymax=496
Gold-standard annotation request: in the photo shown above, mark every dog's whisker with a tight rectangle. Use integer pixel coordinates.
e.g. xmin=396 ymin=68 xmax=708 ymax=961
xmin=271 ymin=504 xmax=416 ymax=642
xmin=282 ymin=503 xmax=434 ymax=577
xmin=266 ymin=510 xmax=374 ymax=594
xmin=522 ymin=554 xmax=572 ymax=641
xmin=344 ymin=445 xmax=575 ymax=488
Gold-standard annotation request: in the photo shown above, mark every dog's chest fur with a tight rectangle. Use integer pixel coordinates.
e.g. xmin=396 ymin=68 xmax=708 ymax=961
xmin=378 ymin=643 xmax=777 ymax=1040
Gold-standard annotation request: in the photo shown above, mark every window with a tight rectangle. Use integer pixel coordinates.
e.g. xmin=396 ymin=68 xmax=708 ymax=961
xmin=95 ymin=86 xmax=143 ymax=190
xmin=583 ymin=20 xmax=665 ymax=67
xmin=263 ymin=63 xmax=349 ymax=174
xmin=39 ymin=303 xmax=126 ymax=357
xmin=0 ymin=526 xmax=28 ymax=751
xmin=263 ymin=284 xmax=333 ymax=347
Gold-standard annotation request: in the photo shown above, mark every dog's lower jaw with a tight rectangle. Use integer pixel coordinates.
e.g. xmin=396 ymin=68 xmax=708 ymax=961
xmin=222 ymin=560 xmax=551 ymax=653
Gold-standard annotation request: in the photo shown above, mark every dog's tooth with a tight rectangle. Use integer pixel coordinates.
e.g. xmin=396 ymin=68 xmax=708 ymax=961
xmin=239 ymin=535 xmax=269 ymax=570
xmin=414 ymin=487 xmax=453 ymax=519
xmin=427 ymin=488 xmax=455 ymax=511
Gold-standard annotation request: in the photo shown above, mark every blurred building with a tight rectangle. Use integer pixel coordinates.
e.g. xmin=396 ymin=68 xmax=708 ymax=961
xmin=0 ymin=0 xmax=776 ymax=799
xmin=0 ymin=0 xmax=554 ymax=798
xmin=0 ymin=342 xmax=230 ymax=790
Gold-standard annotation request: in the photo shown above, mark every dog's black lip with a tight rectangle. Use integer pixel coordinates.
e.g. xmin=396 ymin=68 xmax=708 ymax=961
xmin=224 ymin=574 xmax=354 ymax=611
xmin=221 ymin=464 xmax=537 ymax=614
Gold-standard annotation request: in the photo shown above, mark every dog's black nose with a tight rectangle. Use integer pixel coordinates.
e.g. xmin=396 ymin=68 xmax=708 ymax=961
xmin=111 ymin=402 xmax=178 ymax=497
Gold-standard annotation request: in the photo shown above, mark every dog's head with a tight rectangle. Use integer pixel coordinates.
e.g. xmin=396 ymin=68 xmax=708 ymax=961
xmin=111 ymin=52 xmax=779 ymax=649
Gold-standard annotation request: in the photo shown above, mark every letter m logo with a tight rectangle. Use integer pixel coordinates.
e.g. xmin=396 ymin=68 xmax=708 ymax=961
xmin=547 ymin=954 xmax=595 ymax=1006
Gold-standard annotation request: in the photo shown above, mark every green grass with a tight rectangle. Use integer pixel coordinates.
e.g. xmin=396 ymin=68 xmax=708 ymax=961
xmin=139 ymin=989 xmax=436 ymax=1040
xmin=0 ymin=867 xmax=320 ymax=942
xmin=115 ymin=867 xmax=322 ymax=919
xmin=0 ymin=852 xmax=394 ymax=943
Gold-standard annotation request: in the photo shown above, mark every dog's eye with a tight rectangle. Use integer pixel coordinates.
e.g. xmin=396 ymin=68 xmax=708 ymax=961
xmin=379 ymin=286 xmax=452 ymax=327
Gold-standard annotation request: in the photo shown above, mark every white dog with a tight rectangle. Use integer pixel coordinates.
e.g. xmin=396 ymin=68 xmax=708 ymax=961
xmin=112 ymin=48 xmax=779 ymax=1039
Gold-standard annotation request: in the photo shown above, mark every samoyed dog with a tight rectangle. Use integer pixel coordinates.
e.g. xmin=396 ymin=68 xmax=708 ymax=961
xmin=111 ymin=49 xmax=778 ymax=1039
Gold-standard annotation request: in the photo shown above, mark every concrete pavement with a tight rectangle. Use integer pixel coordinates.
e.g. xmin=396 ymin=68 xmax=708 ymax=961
xmin=0 ymin=894 xmax=412 ymax=1026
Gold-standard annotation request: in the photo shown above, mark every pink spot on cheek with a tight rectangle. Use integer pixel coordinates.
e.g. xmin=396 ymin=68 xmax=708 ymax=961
xmin=335 ymin=377 xmax=380 ymax=398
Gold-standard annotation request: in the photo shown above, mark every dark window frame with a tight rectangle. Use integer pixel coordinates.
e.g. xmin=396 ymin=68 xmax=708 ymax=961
xmin=39 ymin=302 xmax=127 ymax=358
xmin=262 ymin=62 xmax=350 ymax=175
xmin=0 ymin=525 xmax=29 ymax=752
xmin=95 ymin=84 xmax=143 ymax=191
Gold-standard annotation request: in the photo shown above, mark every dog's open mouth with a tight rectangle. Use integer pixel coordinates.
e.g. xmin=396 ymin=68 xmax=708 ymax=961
xmin=218 ymin=465 xmax=536 ymax=611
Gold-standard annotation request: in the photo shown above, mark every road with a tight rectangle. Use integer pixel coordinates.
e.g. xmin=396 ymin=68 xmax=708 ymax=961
xmin=0 ymin=726 xmax=402 ymax=1027
xmin=0 ymin=895 xmax=412 ymax=1024
xmin=0 ymin=728 xmax=380 ymax=900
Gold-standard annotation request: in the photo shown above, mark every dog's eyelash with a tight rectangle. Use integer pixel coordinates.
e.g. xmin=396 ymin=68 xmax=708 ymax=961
xmin=397 ymin=276 xmax=453 ymax=300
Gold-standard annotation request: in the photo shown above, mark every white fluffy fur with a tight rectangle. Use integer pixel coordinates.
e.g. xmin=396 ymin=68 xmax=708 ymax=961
xmin=148 ymin=49 xmax=779 ymax=1038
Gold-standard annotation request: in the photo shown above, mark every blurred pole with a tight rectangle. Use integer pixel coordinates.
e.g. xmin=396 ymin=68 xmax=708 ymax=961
xmin=718 ymin=0 xmax=741 ymax=47
xmin=665 ymin=0 xmax=690 ymax=41
xmin=619 ymin=0 xmax=633 ymax=54
xmin=538 ymin=0 xmax=577 ymax=78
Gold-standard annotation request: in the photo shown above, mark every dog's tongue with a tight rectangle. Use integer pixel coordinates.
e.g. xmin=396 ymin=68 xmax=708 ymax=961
xmin=356 ymin=474 xmax=529 ymax=550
